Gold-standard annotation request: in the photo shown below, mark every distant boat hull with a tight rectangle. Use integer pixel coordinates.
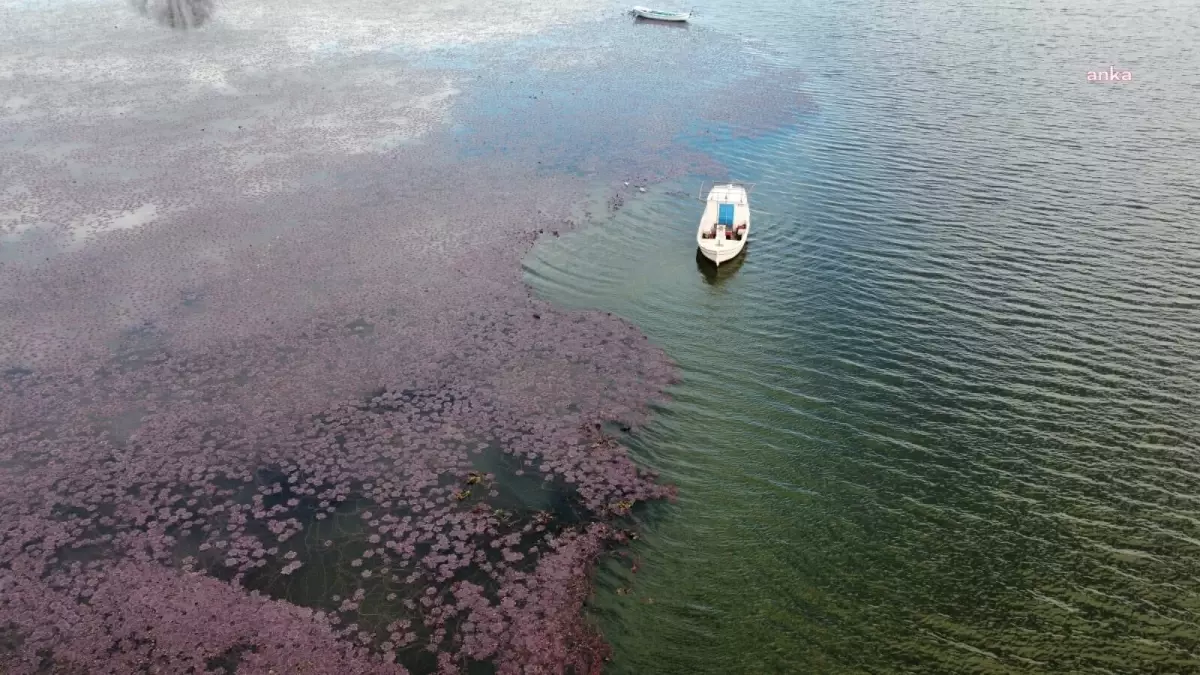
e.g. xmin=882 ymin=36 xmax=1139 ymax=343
xmin=631 ymin=6 xmax=691 ymax=21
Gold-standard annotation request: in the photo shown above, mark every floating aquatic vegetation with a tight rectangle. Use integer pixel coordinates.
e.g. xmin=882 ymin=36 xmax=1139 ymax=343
xmin=0 ymin=328 xmax=675 ymax=673
xmin=0 ymin=159 xmax=682 ymax=671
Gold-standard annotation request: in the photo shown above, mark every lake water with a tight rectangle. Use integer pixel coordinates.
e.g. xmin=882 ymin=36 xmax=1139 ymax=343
xmin=520 ymin=0 xmax=1200 ymax=672
xmin=3 ymin=0 xmax=1198 ymax=671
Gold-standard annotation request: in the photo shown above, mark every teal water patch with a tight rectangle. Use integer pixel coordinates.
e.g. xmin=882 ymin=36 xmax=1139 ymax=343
xmin=404 ymin=15 xmax=806 ymax=178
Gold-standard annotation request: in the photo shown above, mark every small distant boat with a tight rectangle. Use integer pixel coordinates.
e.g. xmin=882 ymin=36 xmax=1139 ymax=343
xmin=630 ymin=6 xmax=692 ymax=21
xmin=696 ymin=182 xmax=753 ymax=266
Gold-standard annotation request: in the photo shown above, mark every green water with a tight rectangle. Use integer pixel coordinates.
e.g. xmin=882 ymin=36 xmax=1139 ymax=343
xmin=522 ymin=0 xmax=1200 ymax=671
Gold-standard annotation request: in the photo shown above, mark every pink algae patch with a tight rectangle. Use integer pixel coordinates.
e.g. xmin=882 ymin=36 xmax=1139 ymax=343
xmin=0 ymin=155 xmax=679 ymax=672
xmin=2 ymin=561 xmax=403 ymax=674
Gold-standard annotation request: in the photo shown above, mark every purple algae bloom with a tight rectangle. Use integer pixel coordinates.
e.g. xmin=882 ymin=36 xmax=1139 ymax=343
xmin=0 ymin=74 xmax=707 ymax=669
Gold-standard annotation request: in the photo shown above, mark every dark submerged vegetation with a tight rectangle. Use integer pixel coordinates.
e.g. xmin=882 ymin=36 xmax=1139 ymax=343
xmin=130 ymin=0 xmax=214 ymax=30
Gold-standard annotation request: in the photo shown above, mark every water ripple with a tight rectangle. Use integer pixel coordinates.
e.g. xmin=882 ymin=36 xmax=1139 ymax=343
xmin=526 ymin=0 xmax=1200 ymax=670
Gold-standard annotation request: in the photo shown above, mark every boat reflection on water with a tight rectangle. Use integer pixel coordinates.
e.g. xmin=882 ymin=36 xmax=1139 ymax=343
xmin=695 ymin=246 xmax=746 ymax=285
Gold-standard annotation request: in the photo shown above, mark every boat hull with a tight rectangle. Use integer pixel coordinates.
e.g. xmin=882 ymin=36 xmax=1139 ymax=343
xmin=697 ymin=239 xmax=747 ymax=266
xmin=631 ymin=6 xmax=690 ymax=21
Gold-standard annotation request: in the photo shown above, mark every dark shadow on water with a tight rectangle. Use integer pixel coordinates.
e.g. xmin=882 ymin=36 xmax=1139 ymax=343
xmin=129 ymin=0 xmax=213 ymax=30
xmin=205 ymin=643 xmax=256 ymax=673
xmin=2 ymin=366 xmax=33 ymax=383
xmin=108 ymin=320 xmax=170 ymax=373
xmin=466 ymin=443 xmax=590 ymax=529
xmin=695 ymin=246 xmax=747 ymax=285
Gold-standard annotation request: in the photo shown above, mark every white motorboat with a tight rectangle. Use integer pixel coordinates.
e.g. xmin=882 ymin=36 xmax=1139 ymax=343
xmin=630 ymin=6 xmax=692 ymax=21
xmin=696 ymin=182 xmax=752 ymax=266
